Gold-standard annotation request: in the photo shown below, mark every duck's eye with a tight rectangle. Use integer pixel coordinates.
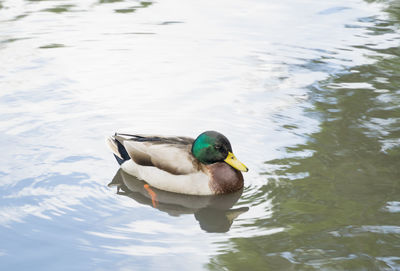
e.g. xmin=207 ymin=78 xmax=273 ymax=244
xmin=215 ymin=144 xmax=222 ymax=150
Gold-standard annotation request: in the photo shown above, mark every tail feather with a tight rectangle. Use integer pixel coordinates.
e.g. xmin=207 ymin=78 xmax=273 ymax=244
xmin=106 ymin=136 xmax=131 ymax=165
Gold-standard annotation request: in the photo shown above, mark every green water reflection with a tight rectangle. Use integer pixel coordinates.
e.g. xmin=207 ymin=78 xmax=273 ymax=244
xmin=208 ymin=4 xmax=400 ymax=271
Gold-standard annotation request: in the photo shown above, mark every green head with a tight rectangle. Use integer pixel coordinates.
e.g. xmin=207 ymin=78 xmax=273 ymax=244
xmin=191 ymin=131 xmax=248 ymax=172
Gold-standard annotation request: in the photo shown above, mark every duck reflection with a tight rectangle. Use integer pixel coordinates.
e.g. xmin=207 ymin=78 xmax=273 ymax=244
xmin=109 ymin=169 xmax=249 ymax=233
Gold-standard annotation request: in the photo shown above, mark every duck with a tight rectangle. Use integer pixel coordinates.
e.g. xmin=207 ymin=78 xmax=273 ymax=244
xmin=106 ymin=131 xmax=248 ymax=195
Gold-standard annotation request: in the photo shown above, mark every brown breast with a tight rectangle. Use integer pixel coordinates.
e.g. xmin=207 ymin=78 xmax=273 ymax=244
xmin=206 ymin=162 xmax=244 ymax=194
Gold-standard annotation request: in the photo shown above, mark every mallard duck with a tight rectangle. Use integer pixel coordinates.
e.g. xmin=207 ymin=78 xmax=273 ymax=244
xmin=106 ymin=131 xmax=248 ymax=195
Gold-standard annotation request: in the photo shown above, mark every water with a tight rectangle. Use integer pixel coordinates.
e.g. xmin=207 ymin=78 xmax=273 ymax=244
xmin=0 ymin=0 xmax=399 ymax=270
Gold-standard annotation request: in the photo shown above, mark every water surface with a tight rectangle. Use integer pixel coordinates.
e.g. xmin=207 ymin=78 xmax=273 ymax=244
xmin=0 ymin=0 xmax=399 ymax=270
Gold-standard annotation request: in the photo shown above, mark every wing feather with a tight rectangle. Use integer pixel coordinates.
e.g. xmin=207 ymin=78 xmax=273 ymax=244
xmin=115 ymin=134 xmax=198 ymax=175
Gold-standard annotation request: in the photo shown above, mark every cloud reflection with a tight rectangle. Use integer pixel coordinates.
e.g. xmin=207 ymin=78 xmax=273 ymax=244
xmin=0 ymin=173 xmax=110 ymax=227
xmin=101 ymin=244 xmax=199 ymax=256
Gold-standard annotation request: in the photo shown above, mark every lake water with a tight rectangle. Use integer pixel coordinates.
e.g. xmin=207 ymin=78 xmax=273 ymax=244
xmin=1 ymin=0 xmax=399 ymax=270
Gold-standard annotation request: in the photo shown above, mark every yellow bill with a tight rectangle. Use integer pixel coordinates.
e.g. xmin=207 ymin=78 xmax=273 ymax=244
xmin=224 ymin=152 xmax=248 ymax=172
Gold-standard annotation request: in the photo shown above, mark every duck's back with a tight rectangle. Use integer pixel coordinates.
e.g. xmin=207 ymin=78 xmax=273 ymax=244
xmin=108 ymin=133 xmax=198 ymax=174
